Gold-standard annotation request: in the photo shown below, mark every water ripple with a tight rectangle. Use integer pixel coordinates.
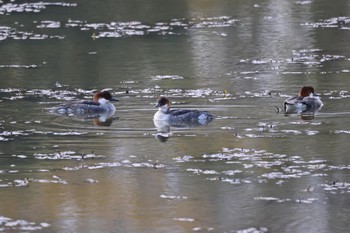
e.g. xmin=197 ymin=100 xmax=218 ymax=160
xmin=0 ymin=216 xmax=49 ymax=232
xmin=64 ymin=16 xmax=238 ymax=39
xmin=302 ymin=16 xmax=350 ymax=30
xmin=176 ymin=147 xmax=349 ymax=195
xmin=0 ymin=2 xmax=77 ymax=15
xmin=0 ymin=15 xmax=237 ymax=42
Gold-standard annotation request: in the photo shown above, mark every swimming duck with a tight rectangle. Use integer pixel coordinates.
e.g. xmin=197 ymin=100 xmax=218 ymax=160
xmin=54 ymin=90 xmax=118 ymax=115
xmin=153 ymin=96 xmax=213 ymax=126
xmin=283 ymin=86 xmax=323 ymax=114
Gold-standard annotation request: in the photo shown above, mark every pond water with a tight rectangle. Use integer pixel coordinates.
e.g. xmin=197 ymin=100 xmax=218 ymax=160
xmin=1 ymin=0 xmax=350 ymax=232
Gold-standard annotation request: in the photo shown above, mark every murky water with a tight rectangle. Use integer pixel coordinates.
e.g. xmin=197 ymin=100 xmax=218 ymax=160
xmin=1 ymin=0 xmax=350 ymax=232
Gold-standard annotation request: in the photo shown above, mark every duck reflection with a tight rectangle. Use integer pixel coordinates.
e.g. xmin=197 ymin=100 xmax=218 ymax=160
xmin=154 ymin=118 xmax=213 ymax=142
xmin=90 ymin=112 xmax=118 ymax=126
xmin=154 ymin=121 xmax=173 ymax=142
xmin=51 ymin=110 xmax=118 ymax=126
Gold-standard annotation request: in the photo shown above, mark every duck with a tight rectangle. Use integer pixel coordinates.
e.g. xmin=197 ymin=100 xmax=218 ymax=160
xmin=54 ymin=90 xmax=118 ymax=115
xmin=153 ymin=96 xmax=213 ymax=126
xmin=283 ymin=86 xmax=323 ymax=114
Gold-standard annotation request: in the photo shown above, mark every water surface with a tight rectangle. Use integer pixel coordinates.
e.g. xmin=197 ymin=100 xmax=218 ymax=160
xmin=1 ymin=1 xmax=350 ymax=232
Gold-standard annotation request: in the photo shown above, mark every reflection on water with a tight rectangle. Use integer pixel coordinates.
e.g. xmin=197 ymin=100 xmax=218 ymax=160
xmin=1 ymin=0 xmax=350 ymax=232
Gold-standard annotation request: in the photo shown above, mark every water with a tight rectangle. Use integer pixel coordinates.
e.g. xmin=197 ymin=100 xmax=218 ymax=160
xmin=1 ymin=0 xmax=350 ymax=232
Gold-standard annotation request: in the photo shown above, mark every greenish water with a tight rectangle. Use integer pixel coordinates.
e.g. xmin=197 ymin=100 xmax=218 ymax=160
xmin=1 ymin=1 xmax=350 ymax=232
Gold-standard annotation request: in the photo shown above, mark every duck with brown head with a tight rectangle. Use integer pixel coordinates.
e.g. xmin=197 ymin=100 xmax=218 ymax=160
xmin=283 ymin=86 xmax=323 ymax=114
xmin=54 ymin=90 xmax=118 ymax=115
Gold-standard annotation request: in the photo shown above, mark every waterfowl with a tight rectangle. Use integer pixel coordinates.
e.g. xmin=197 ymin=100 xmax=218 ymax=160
xmin=154 ymin=96 xmax=213 ymax=126
xmin=54 ymin=90 xmax=118 ymax=115
xmin=283 ymin=86 xmax=323 ymax=114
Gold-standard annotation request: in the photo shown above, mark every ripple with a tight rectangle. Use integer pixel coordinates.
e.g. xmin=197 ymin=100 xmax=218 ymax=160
xmin=237 ymin=227 xmax=269 ymax=233
xmin=33 ymin=151 xmax=103 ymax=160
xmin=254 ymin=196 xmax=318 ymax=204
xmin=0 ymin=176 xmax=67 ymax=188
xmin=173 ymin=217 xmax=194 ymax=222
xmin=160 ymin=194 xmax=188 ymax=200
xmin=0 ymin=26 xmax=64 ymax=41
xmin=0 ymin=128 xmax=88 ymax=141
xmin=296 ymin=1 xmax=312 ymax=5
xmin=332 ymin=130 xmax=350 ymax=134
xmin=176 ymin=147 xmax=335 ymax=190
xmin=64 ymin=16 xmax=238 ymax=39
xmin=0 ymin=2 xmax=77 ymax=15
xmin=62 ymin=160 xmax=164 ymax=171
xmin=238 ymin=48 xmax=347 ymax=70
xmin=302 ymin=16 xmax=350 ymax=29
xmin=0 ymin=216 xmax=50 ymax=232
xmin=151 ymin=75 xmax=184 ymax=81
xmin=254 ymin=196 xmax=291 ymax=202
xmin=321 ymin=181 xmax=350 ymax=193
xmin=36 ymin=20 xmax=61 ymax=28
xmin=124 ymin=87 xmax=218 ymax=98
xmin=0 ymin=64 xmax=38 ymax=69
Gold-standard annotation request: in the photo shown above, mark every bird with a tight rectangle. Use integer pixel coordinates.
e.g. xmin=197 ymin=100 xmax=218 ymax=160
xmin=54 ymin=90 xmax=118 ymax=115
xmin=283 ymin=86 xmax=323 ymax=114
xmin=153 ymin=96 xmax=213 ymax=127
